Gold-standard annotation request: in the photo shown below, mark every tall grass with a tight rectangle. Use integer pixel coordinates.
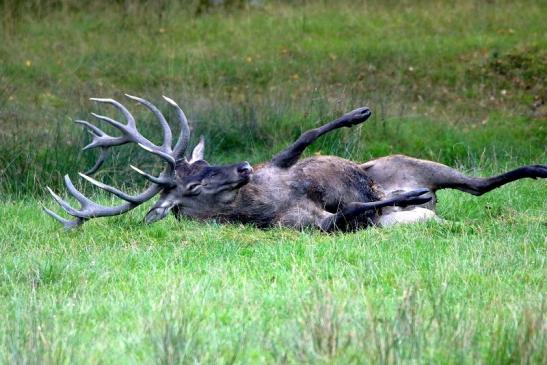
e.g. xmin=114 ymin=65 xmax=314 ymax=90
xmin=1 ymin=98 xmax=545 ymax=197
xmin=1 ymin=0 xmax=545 ymax=197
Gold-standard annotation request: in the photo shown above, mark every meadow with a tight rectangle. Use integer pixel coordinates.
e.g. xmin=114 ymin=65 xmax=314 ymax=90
xmin=0 ymin=0 xmax=546 ymax=363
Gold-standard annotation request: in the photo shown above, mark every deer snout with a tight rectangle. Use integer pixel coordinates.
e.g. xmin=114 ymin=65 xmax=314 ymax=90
xmin=144 ymin=195 xmax=178 ymax=224
xmin=145 ymin=202 xmax=173 ymax=224
xmin=237 ymin=162 xmax=253 ymax=177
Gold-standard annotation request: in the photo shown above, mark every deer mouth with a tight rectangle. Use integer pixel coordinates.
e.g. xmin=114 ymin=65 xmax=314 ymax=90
xmin=201 ymin=173 xmax=252 ymax=194
xmin=215 ymin=174 xmax=252 ymax=192
xmin=145 ymin=200 xmax=176 ymax=224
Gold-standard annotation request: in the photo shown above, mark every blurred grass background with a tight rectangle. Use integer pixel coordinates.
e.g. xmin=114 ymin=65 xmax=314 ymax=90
xmin=0 ymin=0 xmax=545 ymax=197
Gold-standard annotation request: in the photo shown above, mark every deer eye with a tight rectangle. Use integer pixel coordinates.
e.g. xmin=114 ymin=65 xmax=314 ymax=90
xmin=185 ymin=182 xmax=201 ymax=192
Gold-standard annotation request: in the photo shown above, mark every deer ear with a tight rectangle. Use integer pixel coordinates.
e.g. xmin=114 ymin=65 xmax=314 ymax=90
xmin=189 ymin=136 xmax=205 ymax=163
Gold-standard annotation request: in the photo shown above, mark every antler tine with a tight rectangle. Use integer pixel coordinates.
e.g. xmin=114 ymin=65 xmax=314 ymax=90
xmin=90 ymin=97 xmax=136 ymax=127
xmin=78 ymin=172 xmax=146 ymax=204
xmin=48 ymin=175 xmax=108 ymax=219
xmin=130 ymin=165 xmax=176 ymax=187
xmin=125 ymin=94 xmax=173 ymax=149
xmin=91 ymin=112 xmax=129 ymax=131
xmin=83 ymin=148 xmax=109 ymax=175
xmin=46 ymin=176 xmax=164 ymax=221
xmin=75 ymin=120 xmax=123 ymax=175
xmin=75 ymin=119 xmax=105 ymax=137
xmin=79 ymin=114 xmax=130 ymax=152
xmin=46 ymin=186 xmax=83 ymax=217
xmin=42 ymin=206 xmax=85 ymax=229
xmin=76 ymin=120 xmax=124 ymax=152
xmin=63 ymin=174 xmax=95 ymax=207
xmin=162 ymin=95 xmax=190 ymax=160
xmin=137 ymin=143 xmax=176 ymax=170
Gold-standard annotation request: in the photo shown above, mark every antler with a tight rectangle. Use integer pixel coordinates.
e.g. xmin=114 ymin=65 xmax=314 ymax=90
xmin=43 ymin=95 xmax=191 ymax=229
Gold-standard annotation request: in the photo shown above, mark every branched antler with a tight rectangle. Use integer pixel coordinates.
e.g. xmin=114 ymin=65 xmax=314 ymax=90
xmin=44 ymin=95 xmax=191 ymax=229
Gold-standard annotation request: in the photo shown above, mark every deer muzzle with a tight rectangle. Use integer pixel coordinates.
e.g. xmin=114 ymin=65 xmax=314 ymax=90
xmin=144 ymin=200 xmax=175 ymax=224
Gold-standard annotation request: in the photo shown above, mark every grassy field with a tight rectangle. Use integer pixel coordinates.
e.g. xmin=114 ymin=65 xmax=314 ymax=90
xmin=0 ymin=0 xmax=546 ymax=363
xmin=1 ymin=184 xmax=546 ymax=364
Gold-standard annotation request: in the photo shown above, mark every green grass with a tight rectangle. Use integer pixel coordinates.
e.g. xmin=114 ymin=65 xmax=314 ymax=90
xmin=1 ymin=1 xmax=546 ymax=363
xmin=1 ymin=180 xmax=546 ymax=364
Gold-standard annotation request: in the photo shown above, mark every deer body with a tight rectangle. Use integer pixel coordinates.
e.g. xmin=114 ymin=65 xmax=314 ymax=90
xmin=45 ymin=95 xmax=546 ymax=231
xmin=176 ymin=156 xmax=381 ymax=230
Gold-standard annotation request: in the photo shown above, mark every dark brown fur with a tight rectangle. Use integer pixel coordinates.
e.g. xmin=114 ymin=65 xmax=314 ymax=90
xmin=158 ymin=107 xmax=438 ymax=231
xmin=161 ymin=107 xmax=545 ymax=231
xmin=183 ymin=156 xmax=382 ymax=230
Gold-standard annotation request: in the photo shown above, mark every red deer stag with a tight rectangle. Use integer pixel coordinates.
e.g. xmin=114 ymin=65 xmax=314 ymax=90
xmin=44 ymin=95 xmax=547 ymax=231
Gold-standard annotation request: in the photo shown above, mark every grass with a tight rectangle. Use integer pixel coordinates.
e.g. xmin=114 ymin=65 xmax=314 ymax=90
xmin=0 ymin=0 xmax=546 ymax=363
xmin=1 ymin=182 xmax=546 ymax=364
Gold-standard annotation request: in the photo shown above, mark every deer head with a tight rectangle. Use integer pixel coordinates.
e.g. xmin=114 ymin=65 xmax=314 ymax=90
xmin=145 ymin=142 xmax=253 ymax=223
xmin=44 ymin=95 xmax=252 ymax=228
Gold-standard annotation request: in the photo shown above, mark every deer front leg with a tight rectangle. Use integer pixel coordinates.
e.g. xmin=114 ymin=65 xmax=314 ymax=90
xmin=270 ymin=107 xmax=372 ymax=168
xmin=319 ymin=189 xmax=433 ymax=232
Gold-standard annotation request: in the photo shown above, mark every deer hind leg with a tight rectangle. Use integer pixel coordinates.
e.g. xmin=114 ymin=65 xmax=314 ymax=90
xmin=434 ymin=164 xmax=547 ymax=195
xmin=271 ymin=107 xmax=371 ymax=169
xmin=362 ymin=155 xmax=547 ymax=197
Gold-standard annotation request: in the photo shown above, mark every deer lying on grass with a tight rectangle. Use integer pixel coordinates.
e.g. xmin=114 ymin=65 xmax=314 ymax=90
xmin=45 ymin=95 xmax=547 ymax=231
